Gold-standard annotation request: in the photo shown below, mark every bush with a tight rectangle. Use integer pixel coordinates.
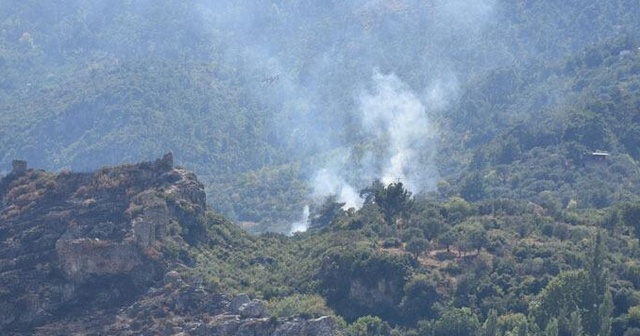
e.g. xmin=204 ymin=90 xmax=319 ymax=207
xmin=405 ymin=237 xmax=429 ymax=258
xmin=266 ymin=294 xmax=334 ymax=319
xmin=346 ymin=316 xmax=392 ymax=336
xmin=433 ymin=307 xmax=481 ymax=336
xmin=382 ymin=238 xmax=402 ymax=248
xmin=400 ymin=275 xmax=440 ymax=325
xmin=401 ymin=227 xmax=425 ymax=243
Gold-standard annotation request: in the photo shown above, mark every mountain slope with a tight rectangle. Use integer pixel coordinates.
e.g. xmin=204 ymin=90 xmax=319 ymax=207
xmin=5 ymin=157 xmax=640 ymax=334
xmin=2 ymin=0 xmax=640 ymax=232
xmin=0 ymin=156 xmax=341 ymax=335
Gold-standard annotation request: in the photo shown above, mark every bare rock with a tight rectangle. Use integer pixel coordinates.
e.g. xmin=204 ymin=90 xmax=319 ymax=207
xmin=230 ymin=294 xmax=252 ymax=315
xmin=239 ymin=300 xmax=266 ymax=318
xmin=163 ymin=271 xmax=182 ymax=286
xmin=55 ymin=238 xmax=141 ymax=281
xmin=306 ymin=316 xmax=339 ymax=336
xmin=273 ymin=320 xmax=306 ymax=335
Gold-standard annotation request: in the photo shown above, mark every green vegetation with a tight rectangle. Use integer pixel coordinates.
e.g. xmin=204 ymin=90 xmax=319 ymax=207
xmin=168 ymin=179 xmax=640 ymax=334
xmin=2 ymin=0 xmax=640 ymax=232
xmin=3 ymin=0 xmax=640 ymax=334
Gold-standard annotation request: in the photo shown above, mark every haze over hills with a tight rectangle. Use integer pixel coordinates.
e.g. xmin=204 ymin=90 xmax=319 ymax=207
xmin=1 ymin=0 xmax=640 ymax=234
xmin=6 ymin=2 xmax=640 ymax=334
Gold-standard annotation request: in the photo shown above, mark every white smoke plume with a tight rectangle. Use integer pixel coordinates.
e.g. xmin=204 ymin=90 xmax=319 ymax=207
xmin=312 ymin=167 xmax=363 ymax=210
xmin=195 ymin=0 xmax=498 ymax=228
xmin=309 ymin=70 xmax=446 ymax=210
xmin=289 ymin=204 xmax=310 ymax=234
xmin=359 ymin=70 xmax=440 ymax=193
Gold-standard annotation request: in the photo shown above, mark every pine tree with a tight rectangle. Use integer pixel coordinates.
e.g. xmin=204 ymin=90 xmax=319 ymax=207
xmin=598 ymin=290 xmax=613 ymax=336
xmin=584 ymin=230 xmax=609 ymax=335
xmin=545 ymin=318 xmax=559 ymax=336
xmin=568 ymin=311 xmax=583 ymax=336
xmin=517 ymin=320 xmax=528 ymax=336
xmin=483 ymin=309 xmax=498 ymax=336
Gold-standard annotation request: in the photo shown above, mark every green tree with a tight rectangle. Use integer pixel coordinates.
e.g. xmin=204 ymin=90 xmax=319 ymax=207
xmin=483 ymin=309 xmax=498 ymax=336
xmin=401 ymin=227 xmax=426 ymax=243
xmin=601 ymin=208 xmax=620 ymax=233
xmin=433 ymin=307 xmax=481 ymax=336
xmin=309 ymin=195 xmax=346 ymax=230
xmin=460 ymin=172 xmax=487 ymax=202
xmin=421 ymin=217 xmax=446 ymax=242
xmin=497 ymin=313 xmax=527 ymax=335
xmin=400 ymin=275 xmax=440 ymax=325
xmin=444 ymin=196 xmax=474 ymax=223
xmin=517 ymin=320 xmax=528 ymax=336
xmin=620 ymin=202 xmax=640 ymax=238
xmin=545 ymin=318 xmax=559 ymax=336
xmin=406 ymin=237 xmax=429 ymax=258
xmin=360 ymin=180 xmax=386 ymax=204
xmin=568 ymin=311 xmax=584 ymax=336
xmin=584 ymin=230 xmax=609 ymax=335
xmin=439 ymin=229 xmax=459 ymax=253
xmin=627 ymin=306 xmax=640 ymax=329
xmin=530 ymin=270 xmax=588 ymax=331
xmin=361 ymin=180 xmax=414 ymax=225
xmin=599 ymin=290 xmax=613 ymax=336
xmin=531 ymin=232 xmax=610 ymax=335
xmin=562 ymin=109 xmax=611 ymax=150
xmin=414 ymin=204 xmax=446 ymax=241
xmin=347 ymin=315 xmax=392 ymax=336
xmin=466 ymin=223 xmax=489 ymax=254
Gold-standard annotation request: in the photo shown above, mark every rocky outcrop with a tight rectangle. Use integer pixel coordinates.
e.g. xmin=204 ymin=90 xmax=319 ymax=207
xmin=0 ymin=155 xmax=341 ymax=335
xmin=0 ymin=154 xmax=207 ymax=334
xmin=95 ymin=278 xmax=340 ymax=336
xmin=23 ymin=270 xmax=340 ymax=335
xmin=55 ymin=238 xmax=142 ymax=281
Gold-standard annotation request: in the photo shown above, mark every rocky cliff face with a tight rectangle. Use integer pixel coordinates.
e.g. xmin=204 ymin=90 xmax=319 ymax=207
xmin=0 ymin=153 xmax=203 ymax=332
xmin=0 ymin=155 xmax=340 ymax=335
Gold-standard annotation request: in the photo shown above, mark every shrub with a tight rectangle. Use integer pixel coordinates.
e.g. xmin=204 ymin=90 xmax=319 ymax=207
xmin=346 ymin=315 xmax=392 ymax=336
xmin=433 ymin=307 xmax=481 ymax=336
xmin=382 ymin=238 xmax=402 ymax=248
xmin=266 ymin=294 xmax=334 ymax=319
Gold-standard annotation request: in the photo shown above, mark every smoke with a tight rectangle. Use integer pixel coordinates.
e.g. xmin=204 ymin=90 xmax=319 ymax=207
xmin=307 ymin=70 xmax=448 ymax=213
xmin=312 ymin=167 xmax=363 ymax=210
xmin=195 ymin=0 xmax=499 ymax=227
xmin=195 ymin=0 xmax=499 ymax=164
xmin=289 ymin=204 xmax=310 ymax=234
xmin=359 ymin=70 xmax=441 ymax=192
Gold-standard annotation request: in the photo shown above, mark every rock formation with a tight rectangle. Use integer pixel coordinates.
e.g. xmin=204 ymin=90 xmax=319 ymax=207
xmin=0 ymin=155 xmax=340 ymax=335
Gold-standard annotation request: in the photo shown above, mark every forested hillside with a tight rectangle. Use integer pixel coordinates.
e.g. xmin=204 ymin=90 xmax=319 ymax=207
xmin=2 ymin=0 xmax=640 ymax=231
xmin=5 ymin=157 xmax=640 ymax=335
xmin=5 ymin=1 xmax=640 ymax=334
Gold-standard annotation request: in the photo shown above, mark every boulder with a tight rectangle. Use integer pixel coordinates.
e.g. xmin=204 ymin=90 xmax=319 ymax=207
xmin=239 ymin=300 xmax=266 ymax=318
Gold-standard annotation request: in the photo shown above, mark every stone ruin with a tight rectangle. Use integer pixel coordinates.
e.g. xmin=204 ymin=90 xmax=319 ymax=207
xmin=11 ymin=159 xmax=27 ymax=175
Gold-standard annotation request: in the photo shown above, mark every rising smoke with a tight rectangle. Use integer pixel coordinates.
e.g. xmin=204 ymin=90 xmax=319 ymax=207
xmin=312 ymin=167 xmax=363 ymax=210
xmin=359 ymin=70 xmax=441 ymax=192
xmin=309 ymin=70 xmax=443 ymax=206
xmin=194 ymin=0 xmax=499 ymax=233
xmin=291 ymin=71 xmax=450 ymax=234
xmin=289 ymin=204 xmax=310 ymax=234
xmin=4 ymin=0 xmax=638 ymax=234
